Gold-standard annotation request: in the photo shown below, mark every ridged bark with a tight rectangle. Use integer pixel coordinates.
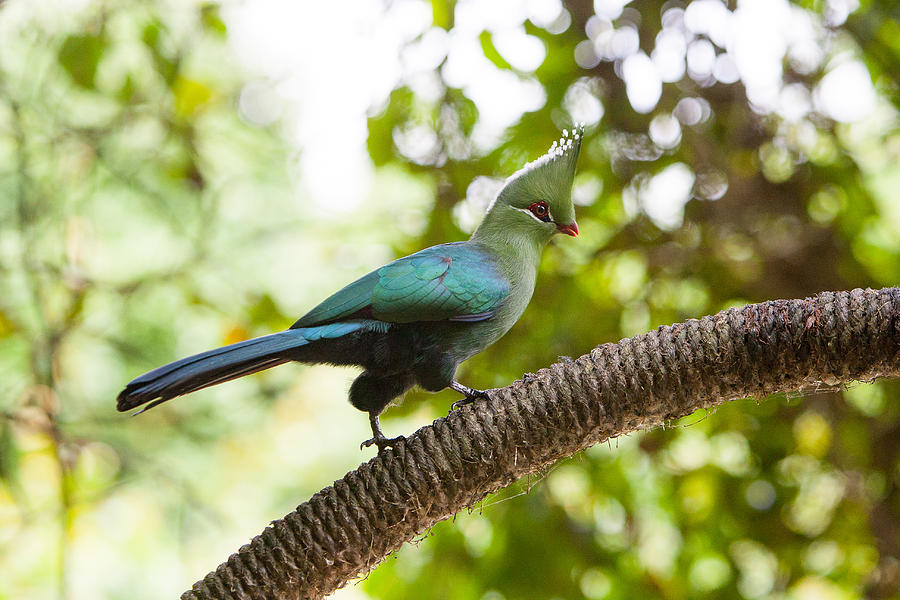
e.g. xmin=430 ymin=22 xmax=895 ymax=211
xmin=182 ymin=287 xmax=900 ymax=600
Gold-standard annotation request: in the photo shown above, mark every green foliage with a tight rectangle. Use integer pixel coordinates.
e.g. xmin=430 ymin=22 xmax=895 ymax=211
xmin=479 ymin=31 xmax=513 ymax=71
xmin=58 ymin=32 xmax=106 ymax=89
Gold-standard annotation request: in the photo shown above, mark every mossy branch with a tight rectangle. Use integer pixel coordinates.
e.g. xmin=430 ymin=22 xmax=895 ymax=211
xmin=182 ymin=288 xmax=900 ymax=600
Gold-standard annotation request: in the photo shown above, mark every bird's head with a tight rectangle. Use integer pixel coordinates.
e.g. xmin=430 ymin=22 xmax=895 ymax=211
xmin=478 ymin=125 xmax=583 ymax=244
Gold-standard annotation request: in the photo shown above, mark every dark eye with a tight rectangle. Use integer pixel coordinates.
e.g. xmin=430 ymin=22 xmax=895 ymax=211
xmin=529 ymin=201 xmax=551 ymax=222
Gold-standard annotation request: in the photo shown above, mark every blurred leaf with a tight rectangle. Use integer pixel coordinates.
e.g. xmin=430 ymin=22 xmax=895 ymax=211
xmin=223 ymin=324 xmax=251 ymax=346
xmin=143 ymin=19 xmax=178 ymax=83
xmin=0 ymin=309 xmax=15 ymax=338
xmin=0 ymin=421 xmax=20 ymax=493
xmin=118 ymin=73 xmax=136 ymax=103
xmin=479 ymin=31 xmax=512 ymax=71
xmin=367 ymin=86 xmax=414 ymax=166
xmin=246 ymin=294 xmax=290 ymax=331
xmin=201 ymin=4 xmax=227 ymax=37
xmin=173 ymin=77 xmax=212 ymax=119
xmin=432 ymin=0 xmax=455 ymax=30
xmin=58 ymin=33 xmax=106 ymax=89
xmin=446 ymin=88 xmax=478 ymax=135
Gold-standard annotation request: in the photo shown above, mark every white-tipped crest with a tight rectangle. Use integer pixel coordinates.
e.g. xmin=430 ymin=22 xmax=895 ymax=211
xmin=515 ymin=122 xmax=584 ymax=177
xmin=501 ymin=123 xmax=584 ymax=199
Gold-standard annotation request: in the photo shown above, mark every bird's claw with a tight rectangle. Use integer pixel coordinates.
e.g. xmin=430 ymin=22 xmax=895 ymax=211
xmin=360 ymin=435 xmax=405 ymax=452
xmin=451 ymin=388 xmax=490 ymax=411
xmin=450 ymin=397 xmax=472 ymax=410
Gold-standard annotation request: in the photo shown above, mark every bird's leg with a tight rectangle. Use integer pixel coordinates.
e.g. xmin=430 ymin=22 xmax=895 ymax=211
xmin=360 ymin=412 xmax=405 ymax=451
xmin=449 ymin=381 xmax=490 ymax=410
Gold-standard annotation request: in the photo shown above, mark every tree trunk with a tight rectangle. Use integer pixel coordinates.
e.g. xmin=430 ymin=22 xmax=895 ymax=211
xmin=182 ymin=287 xmax=900 ymax=600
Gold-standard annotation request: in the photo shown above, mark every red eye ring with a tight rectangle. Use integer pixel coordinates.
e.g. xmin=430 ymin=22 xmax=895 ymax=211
xmin=529 ymin=201 xmax=550 ymax=221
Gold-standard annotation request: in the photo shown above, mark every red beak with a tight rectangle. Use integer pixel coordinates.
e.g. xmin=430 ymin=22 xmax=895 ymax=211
xmin=556 ymin=222 xmax=579 ymax=237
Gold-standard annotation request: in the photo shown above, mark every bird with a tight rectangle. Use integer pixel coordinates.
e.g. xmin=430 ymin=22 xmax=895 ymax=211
xmin=117 ymin=125 xmax=584 ymax=450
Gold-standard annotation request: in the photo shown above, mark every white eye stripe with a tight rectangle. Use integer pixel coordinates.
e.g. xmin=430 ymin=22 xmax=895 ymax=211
xmin=511 ymin=205 xmax=554 ymax=223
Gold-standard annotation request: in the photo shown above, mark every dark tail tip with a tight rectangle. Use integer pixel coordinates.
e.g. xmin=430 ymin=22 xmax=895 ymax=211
xmin=116 ymin=385 xmax=161 ymax=413
xmin=116 ymin=387 xmax=143 ymax=412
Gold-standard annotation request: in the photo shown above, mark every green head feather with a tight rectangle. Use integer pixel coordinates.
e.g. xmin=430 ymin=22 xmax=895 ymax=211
xmin=473 ymin=125 xmax=584 ymax=245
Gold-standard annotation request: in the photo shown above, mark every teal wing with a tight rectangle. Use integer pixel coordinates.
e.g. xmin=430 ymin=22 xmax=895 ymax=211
xmin=291 ymin=243 xmax=509 ymax=328
xmin=371 ymin=244 xmax=509 ymax=323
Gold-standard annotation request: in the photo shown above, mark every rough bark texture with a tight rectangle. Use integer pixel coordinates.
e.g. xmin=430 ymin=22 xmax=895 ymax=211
xmin=182 ymin=287 xmax=900 ymax=600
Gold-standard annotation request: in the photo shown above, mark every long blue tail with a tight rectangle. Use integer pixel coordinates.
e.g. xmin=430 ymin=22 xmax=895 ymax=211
xmin=117 ymin=322 xmax=367 ymax=413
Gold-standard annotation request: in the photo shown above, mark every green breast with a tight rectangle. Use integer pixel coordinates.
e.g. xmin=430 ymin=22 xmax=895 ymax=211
xmin=444 ymin=238 xmax=541 ymax=360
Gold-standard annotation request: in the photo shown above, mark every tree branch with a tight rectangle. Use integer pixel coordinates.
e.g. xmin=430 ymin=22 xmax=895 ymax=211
xmin=182 ymin=288 xmax=900 ymax=600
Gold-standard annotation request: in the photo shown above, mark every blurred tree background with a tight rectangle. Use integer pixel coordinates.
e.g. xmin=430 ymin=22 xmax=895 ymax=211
xmin=1 ymin=0 xmax=899 ymax=598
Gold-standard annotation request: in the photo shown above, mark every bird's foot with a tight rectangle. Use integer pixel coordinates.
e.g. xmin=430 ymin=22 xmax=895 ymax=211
xmin=449 ymin=381 xmax=491 ymax=410
xmin=360 ymin=434 xmax=406 ymax=452
xmin=362 ymin=412 xmax=404 ymax=452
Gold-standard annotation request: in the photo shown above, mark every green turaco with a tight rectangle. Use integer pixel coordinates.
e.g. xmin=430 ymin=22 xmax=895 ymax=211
xmin=118 ymin=125 xmax=584 ymax=450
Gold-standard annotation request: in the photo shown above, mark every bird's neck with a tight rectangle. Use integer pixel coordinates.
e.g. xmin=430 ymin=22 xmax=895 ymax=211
xmin=470 ymin=205 xmax=548 ymax=267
